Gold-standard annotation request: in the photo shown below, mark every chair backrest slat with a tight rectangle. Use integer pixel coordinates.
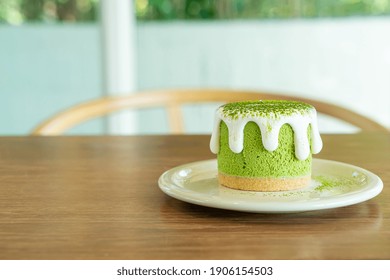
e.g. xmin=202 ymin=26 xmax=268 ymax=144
xmin=31 ymin=89 xmax=388 ymax=135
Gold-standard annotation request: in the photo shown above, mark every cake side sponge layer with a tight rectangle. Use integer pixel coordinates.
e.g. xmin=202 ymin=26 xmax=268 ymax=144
xmin=217 ymin=121 xmax=311 ymax=178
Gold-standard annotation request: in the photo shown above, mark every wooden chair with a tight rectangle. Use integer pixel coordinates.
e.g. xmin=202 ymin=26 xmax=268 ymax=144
xmin=31 ymin=89 xmax=387 ymax=135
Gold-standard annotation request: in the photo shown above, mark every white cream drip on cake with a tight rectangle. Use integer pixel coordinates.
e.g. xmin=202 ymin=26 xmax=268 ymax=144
xmin=210 ymin=101 xmax=323 ymax=160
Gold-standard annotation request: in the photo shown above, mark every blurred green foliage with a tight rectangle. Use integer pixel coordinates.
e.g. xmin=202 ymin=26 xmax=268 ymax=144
xmin=136 ymin=0 xmax=390 ymax=20
xmin=1 ymin=0 xmax=390 ymax=24
xmin=0 ymin=0 xmax=98 ymax=24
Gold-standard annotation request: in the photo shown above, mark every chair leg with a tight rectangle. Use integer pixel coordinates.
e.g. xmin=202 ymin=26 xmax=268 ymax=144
xmin=167 ymin=105 xmax=184 ymax=134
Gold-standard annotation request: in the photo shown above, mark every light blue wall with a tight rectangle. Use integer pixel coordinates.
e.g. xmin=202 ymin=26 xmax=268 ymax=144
xmin=136 ymin=19 xmax=390 ymax=133
xmin=0 ymin=24 xmax=104 ymax=135
xmin=1 ymin=19 xmax=389 ymax=135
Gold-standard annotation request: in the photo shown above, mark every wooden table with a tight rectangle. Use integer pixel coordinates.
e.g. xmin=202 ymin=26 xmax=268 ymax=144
xmin=0 ymin=133 xmax=389 ymax=260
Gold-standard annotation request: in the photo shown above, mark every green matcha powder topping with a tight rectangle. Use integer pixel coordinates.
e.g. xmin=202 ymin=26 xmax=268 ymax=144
xmin=221 ymin=100 xmax=313 ymax=120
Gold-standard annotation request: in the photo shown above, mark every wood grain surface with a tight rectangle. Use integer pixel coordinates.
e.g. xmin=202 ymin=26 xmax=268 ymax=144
xmin=0 ymin=133 xmax=389 ymax=260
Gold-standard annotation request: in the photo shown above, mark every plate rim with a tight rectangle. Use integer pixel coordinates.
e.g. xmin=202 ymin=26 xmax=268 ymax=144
xmin=158 ymin=158 xmax=383 ymax=213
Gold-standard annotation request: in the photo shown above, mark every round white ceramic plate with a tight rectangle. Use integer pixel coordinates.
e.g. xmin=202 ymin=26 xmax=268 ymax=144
xmin=158 ymin=159 xmax=383 ymax=213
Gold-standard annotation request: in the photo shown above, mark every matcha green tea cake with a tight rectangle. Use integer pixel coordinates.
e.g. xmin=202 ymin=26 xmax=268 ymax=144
xmin=209 ymin=100 xmax=323 ymax=191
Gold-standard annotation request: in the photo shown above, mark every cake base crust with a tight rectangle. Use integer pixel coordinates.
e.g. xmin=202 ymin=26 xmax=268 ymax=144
xmin=218 ymin=173 xmax=311 ymax=192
